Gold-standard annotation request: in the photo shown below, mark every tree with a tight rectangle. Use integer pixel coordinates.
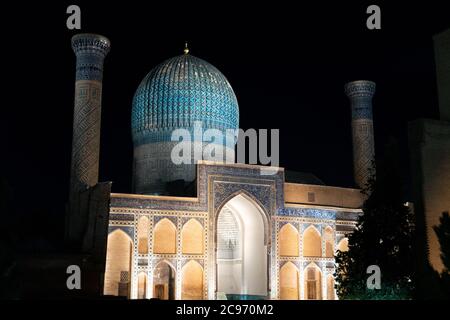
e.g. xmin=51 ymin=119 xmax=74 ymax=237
xmin=433 ymin=211 xmax=450 ymax=298
xmin=335 ymin=141 xmax=415 ymax=299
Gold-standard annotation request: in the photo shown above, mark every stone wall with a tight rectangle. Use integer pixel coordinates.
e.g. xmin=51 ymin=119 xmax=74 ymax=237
xmin=409 ymin=119 xmax=450 ymax=272
xmin=284 ymin=183 xmax=364 ymax=208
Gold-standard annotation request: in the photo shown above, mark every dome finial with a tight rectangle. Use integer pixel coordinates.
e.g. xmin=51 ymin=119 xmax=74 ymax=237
xmin=184 ymin=41 xmax=189 ymax=55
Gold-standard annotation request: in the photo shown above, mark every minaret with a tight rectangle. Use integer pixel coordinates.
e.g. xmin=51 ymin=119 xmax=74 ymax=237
xmin=345 ymin=80 xmax=376 ymax=189
xmin=67 ymin=34 xmax=110 ymax=245
xmin=70 ymin=34 xmax=110 ymax=199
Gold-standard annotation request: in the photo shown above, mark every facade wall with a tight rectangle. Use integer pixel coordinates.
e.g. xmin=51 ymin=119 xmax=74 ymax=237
xmin=409 ymin=119 xmax=450 ymax=272
xmin=284 ymin=183 xmax=363 ymax=208
xmin=104 ymin=162 xmax=359 ymax=300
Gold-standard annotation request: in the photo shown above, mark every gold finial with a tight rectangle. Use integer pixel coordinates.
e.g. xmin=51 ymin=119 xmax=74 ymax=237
xmin=184 ymin=41 xmax=189 ymax=54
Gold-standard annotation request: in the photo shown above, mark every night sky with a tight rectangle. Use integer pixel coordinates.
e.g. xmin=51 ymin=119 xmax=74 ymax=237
xmin=3 ymin=2 xmax=449 ymax=247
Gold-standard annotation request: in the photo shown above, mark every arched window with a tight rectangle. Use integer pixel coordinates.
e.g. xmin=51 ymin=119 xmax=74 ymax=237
xmin=327 ymin=274 xmax=335 ymax=300
xmin=304 ymin=265 xmax=322 ymax=300
xmin=138 ymin=272 xmax=147 ymax=299
xmin=153 ymin=218 xmax=176 ymax=254
xmin=303 ymin=226 xmax=322 ymax=257
xmin=182 ymin=260 xmax=204 ymax=300
xmin=182 ymin=219 xmax=204 ymax=254
xmin=137 ymin=216 xmax=149 ymax=254
xmin=153 ymin=261 xmax=176 ymax=300
xmin=324 ymin=226 xmax=334 ymax=257
xmin=280 ymin=262 xmax=299 ymax=300
xmin=279 ymin=223 xmax=299 ymax=257
xmin=216 ymin=194 xmax=269 ymax=298
xmin=337 ymin=238 xmax=349 ymax=252
xmin=104 ymin=229 xmax=133 ymax=297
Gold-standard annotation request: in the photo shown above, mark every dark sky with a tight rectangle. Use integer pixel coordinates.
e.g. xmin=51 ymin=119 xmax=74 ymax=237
xmin=3 ymin=2 xmax=449 ymax=224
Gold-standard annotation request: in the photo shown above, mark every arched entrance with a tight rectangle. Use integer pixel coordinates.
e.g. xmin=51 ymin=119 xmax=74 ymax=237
xmin=137 ymin=272 xmax=147 ymax=299
xmin=104 ymin=229 xmax=133 ymax=297
xmin=153 ymin=261 xmax=176 ymax=300
xmin=304 ymin=263 xmax=322 ymax=300
xmin=216 ymin=193 xmax=269 ymax=300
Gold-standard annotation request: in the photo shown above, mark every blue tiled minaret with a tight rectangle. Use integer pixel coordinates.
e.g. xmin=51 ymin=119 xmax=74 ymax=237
xmin=345 ymin=80 xmax=376 ymax=189
xmin=68 ymin=34 xmax=110 ymax=245
xmin=70 ymin=34 xmax=110 ymax=198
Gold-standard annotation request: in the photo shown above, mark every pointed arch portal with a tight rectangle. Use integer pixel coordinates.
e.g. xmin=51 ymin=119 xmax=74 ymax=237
xmin=216 ymin=193 xmax=269 ymax=300
xmin=104 ymin=229 xmax=133 ymax=297
xmin=153 ymin=261 xmax=176 ymax=300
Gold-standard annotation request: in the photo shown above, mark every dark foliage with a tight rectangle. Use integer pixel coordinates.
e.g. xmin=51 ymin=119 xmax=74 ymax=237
xmin=335 ymin=141 xmax=415 ymax=299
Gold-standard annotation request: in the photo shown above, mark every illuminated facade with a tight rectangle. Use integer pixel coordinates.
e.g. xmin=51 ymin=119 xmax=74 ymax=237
xmin=104 ymin=163 xmax=362 ymax=300
xmin=409 ymin=28 xmax=450 ymax=274
xmin=67 ymin=34 xmax=373 ymax=300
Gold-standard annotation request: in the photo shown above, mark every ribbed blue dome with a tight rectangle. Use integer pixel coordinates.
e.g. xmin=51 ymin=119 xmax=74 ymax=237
xmin=132 ymin=54 xmax=239 ymax=146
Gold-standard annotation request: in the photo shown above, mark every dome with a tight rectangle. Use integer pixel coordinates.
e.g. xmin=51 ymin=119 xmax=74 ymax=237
xmin=131 ymin=52 xmax=240 ymax=195
xmin=132 ymin=53 xmax=239 ymax=146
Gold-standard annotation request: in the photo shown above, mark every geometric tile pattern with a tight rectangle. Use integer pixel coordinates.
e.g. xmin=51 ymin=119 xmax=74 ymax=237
xmin=345 ymin=80 xmax=376 ymax=188
xmin=131 ymin=53 xmax=239 ymax=194
xmin=71 ymin=34 xmax=110 ymax=81
xmin=108 ymin=162 xmax=361 ymax=300
xmin=70 ymin=34 xmax=110 ymax=195
xmin=132 ymin=54 xmax=239 ymax=146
